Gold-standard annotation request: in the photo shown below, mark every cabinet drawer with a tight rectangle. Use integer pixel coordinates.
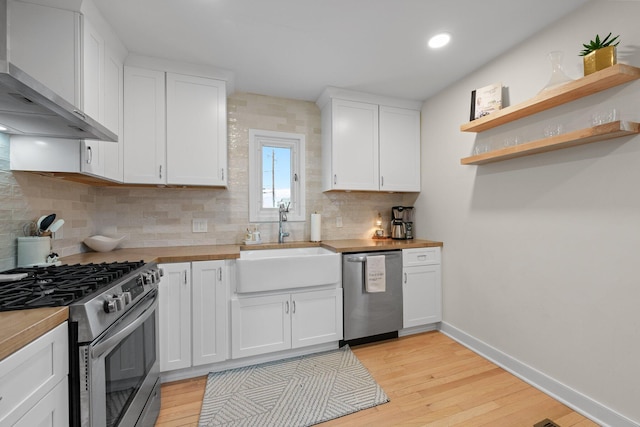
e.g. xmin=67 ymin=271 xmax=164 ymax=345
xmin=0 ymin=323 xmax=68 ymax=425
xmin=403 ymin=247 xmax=441 ymax=267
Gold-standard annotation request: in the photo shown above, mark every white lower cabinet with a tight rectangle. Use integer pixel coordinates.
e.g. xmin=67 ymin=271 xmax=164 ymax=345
xmin=231 ymin=288 xmax=343 ymax=359
xmin=14 ymin=380 xmax=68 ymax=427
xmin=402 ymin=248 xmax=442 ymax=328
xmin=0 ymin=323 xmax=68 ymax=426
xmin=159 ymin=261 xmax=228 ymax=372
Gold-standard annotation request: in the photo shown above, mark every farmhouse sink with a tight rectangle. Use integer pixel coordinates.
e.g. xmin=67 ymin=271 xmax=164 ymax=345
xmin=236 ymin=247 xmax=341 ymax=293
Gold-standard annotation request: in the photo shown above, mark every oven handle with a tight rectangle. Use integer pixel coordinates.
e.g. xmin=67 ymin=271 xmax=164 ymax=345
xmin=91 ymin=291 xmax=158 ymax=359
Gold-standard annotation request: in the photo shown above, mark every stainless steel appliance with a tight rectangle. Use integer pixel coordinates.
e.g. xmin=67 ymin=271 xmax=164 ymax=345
xmin=391 ymin=206 xmax=414 ymax=240
xmin=342 ymin=251 xmax=403 ymax=344
xmin=0 ymin=0 xmax=116 ymax=141
xmin=0 ymin=261 xmax=162 ymax=427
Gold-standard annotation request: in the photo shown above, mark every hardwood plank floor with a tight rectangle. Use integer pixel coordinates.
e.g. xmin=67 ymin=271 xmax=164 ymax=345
xmin=155 ymin=331 xmax=598 ymax=426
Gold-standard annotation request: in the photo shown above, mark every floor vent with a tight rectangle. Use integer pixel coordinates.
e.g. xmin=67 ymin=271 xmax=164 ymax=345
xmin=534 ymin=419 xmax=561 ymax=427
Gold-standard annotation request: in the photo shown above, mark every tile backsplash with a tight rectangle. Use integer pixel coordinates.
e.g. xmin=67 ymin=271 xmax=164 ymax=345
xmin=0 ymin=93 xmax=416 ymax=270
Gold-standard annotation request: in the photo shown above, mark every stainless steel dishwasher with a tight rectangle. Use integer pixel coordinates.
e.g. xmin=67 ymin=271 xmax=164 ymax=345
xmin=342 ymin=251 xmax=403 ymax=344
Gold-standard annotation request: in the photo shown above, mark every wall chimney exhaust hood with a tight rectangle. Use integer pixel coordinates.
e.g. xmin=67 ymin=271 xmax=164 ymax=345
xmin=0 ymin=0 xmax=117 ymax=141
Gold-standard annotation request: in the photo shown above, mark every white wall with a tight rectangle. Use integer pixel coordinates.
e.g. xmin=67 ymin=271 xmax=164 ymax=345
xmin=417 ymin=1 xmax=640 ymax=425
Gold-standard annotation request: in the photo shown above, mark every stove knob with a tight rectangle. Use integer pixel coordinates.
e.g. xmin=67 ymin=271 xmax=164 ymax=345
xmin=104 ymin=298 xmax=118 ymax=313
xmin=114 ymin=295 xmax=125 ymax=311
xmin=122 ymin=292 xmax=132 ymax=305
xmin=142 ymin=272 xmax=153 ymax=285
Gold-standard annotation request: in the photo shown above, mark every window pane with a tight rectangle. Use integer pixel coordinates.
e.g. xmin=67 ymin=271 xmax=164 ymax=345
xmin=262 ymin=145 xmax=291 ymax=208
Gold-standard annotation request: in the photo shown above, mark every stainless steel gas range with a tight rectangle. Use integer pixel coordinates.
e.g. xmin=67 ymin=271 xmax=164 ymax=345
xmin=0 ymin=261 xmax=163 ymax=427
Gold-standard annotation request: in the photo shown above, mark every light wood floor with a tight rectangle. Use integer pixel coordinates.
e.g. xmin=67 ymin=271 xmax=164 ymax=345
xmin=155 ymin=331 xmax=598 ymax=426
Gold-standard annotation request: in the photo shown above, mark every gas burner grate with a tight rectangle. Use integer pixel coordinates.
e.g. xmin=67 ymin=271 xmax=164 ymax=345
xmin=0 ymin=261 xmax=146 ymax=311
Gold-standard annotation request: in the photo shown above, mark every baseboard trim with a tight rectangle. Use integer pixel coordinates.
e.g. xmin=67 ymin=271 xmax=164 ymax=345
xmin=160 ymin=342 xmax=338 ymax=383
xmin=399 ymin=323 xmax=439 ymax=337
xmin=440 ymin=322 xmax=639 ymax=427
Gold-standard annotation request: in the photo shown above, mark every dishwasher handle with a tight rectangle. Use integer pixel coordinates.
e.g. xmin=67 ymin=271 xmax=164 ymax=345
xmin=345 ymin=252 xmax=401 ymax=263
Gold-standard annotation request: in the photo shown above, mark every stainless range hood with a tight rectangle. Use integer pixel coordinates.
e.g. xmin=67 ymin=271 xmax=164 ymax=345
xmin=0 ymin=0 xmax=117 ymax=141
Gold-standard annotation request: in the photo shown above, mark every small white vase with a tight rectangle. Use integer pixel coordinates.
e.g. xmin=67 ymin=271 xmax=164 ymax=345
xmin=541 ymin=51 xmax=573 ymax=91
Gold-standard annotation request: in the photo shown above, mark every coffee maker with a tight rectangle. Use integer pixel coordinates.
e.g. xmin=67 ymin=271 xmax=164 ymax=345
xmin=391 ymin=206 xmax=414 ymax=239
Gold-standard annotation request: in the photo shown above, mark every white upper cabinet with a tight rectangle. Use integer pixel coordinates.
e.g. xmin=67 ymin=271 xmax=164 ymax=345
xmin=317 ymin=87 xmax=421 ymax=192
xmin=324 ymin=99 xmax=379 ymax=191
xmin=81 ymin=13 xmax=126 ymax=181
xmin=8 ymin=0 xmax=81 ymax=106
xmin=123 ymin=66 xmax=166 ymax=184
xmin=379 ymin=106 xmax=421 ymax=192
xmin=8 ymin=1 xmax=126 ymax=182
xmin=166 ymin=73 xmax=227 ymax=186
xmin=123 ymin=67 xmax=228 ymax=187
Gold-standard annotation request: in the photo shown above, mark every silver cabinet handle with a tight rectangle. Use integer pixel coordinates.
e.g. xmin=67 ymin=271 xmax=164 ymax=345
xmin=218 ymin=267 xmax=222 ymax=281
xmin=86 ymin=146 xmax=92 ymax=164
xmin=183 ymin=270 xmax=188 ymax=284
xmin=221 ymin=168 xmax=225 ymax=180
xmin=334 ymin=174 xmax=337 ymax=185
xmin=292 ymin=300 xmax=296 ymax=314
xmin=285 ymin=300 xmax=289 ymax=314
xmin=381 ymin=176 xmax=384 ymax=187
xmin=404 ymin=272 xmax=407 ymax=284
xmin=159 ymin=165 xmax=163 ymax=179
xmin=73 ymin=109 xmax=86 ymax=120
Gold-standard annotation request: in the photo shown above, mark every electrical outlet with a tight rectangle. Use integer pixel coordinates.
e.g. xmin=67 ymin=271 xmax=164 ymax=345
xmin=192 ymin=219 xmax=208 ymax=233
xmin=52 ymin=228 xmax=63 ymax=240
xmin=336 ymin=216 xmax=343 ymax=228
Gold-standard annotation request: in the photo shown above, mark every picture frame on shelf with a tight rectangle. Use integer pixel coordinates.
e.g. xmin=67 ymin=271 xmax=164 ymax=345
xmin=470 ymin=82 xmax=502 ymax=120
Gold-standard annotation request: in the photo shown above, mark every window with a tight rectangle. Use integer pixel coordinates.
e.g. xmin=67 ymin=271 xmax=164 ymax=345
xmin=249 ymin=129 xmax=305 ymax=222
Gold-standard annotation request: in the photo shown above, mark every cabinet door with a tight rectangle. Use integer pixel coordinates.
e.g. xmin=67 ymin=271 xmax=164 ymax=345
xmin=123 ymin=67 xmax=166 ymax=184
xmin=291 ymin=289 xmax=343 ymax=348
xmin=159 ymin=263 xmax=191 ymax=372
xmin=330 ymin=99 xmax=379 ymax=191
xmin=13 ymin=379 xmax=68 ymax=427
xmin=8 ymin=0 xmax=81 ymax=106
xmin=403 ymin=264 xmax=442 ymax=328
xmin=83 ymin=18 xmax=104 ymax=122
xmin=231 ymin=294 xmax=291 ymax=358
xmin=192 ymin=261 xmax=228 ymax=366
xmin=0 ymin=323 xmax=68 ymax=426
xmin=379 ymin=106 xmax=421 ymax=192
xmin=82 ymin=15 xmax=124 ymax=182
xmin=166 ymin=73 xmax=227 ymax=186
xmin=101 ymin=44 xmax=125 ymax=182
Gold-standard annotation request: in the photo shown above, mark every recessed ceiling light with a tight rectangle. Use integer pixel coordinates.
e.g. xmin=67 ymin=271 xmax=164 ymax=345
xmin=428 ymin=33 xmax=451 ymax=49
xmin=0 ymin=125 xmax=7 ymax=131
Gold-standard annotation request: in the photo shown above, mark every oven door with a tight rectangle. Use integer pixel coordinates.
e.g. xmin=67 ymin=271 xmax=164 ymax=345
xmin=79 ymin=289 xmax=160 ymax=427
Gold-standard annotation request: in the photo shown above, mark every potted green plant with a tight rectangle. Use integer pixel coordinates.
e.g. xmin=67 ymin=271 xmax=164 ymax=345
xmin=580 ymin=33 xmax=620 ymax=76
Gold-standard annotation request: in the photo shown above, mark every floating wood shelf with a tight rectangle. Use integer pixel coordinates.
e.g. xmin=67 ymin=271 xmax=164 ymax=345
xmin=461 ymin=121 xmax=640 ymax=165
xmin=460 ymin=64 xmax=640 ymax=133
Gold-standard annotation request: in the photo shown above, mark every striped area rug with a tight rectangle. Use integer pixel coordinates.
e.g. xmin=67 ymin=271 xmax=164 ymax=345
xmin=198 ymin=345 xmax=389 ymax=426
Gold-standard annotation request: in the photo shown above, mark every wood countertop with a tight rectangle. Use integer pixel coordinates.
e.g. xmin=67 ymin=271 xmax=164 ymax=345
xmin=320 ymin=239 xmax=443 ymax=253
xmin=61 ymin=244 xmax=243 ymax=264
xmin=59 ymin=239 xmax=442 ymax=264
xmin=0 ymin=307 xmax=68 ymax=361
xmin=0 ymin=238 xmax=442 ymax=360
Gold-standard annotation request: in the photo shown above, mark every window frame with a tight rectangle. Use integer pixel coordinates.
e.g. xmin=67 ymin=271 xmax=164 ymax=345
xmin=248 ymin=129 xmax=305 ymax=223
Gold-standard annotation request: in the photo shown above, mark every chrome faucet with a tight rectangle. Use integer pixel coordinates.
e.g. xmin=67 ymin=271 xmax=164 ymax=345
xmin=278 ymin=203 xmax=290 ymax=243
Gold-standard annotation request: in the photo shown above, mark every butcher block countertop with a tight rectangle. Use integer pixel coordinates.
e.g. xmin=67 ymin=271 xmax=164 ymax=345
xmin=1 ymin=238 xmax=442 ymax=359
xmin=60 ymin=239 xmax=442 ymax=264
xmin=321 ymin=238 xmax=443 ymax=253
xmin=0 ymin=307 xmax=68 ymax=361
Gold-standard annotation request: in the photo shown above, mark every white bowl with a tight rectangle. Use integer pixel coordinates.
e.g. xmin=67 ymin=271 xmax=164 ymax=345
xmin=84 ymin=235 xmax=125 ymax=252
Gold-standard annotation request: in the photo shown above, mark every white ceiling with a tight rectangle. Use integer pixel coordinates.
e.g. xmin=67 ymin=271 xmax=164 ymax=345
xmin=93 ymin=0 xmax=591 ymax=102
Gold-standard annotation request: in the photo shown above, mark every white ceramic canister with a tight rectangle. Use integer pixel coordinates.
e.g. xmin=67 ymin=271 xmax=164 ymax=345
xmin=17 ymin=236 xmax=52 ymax=267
